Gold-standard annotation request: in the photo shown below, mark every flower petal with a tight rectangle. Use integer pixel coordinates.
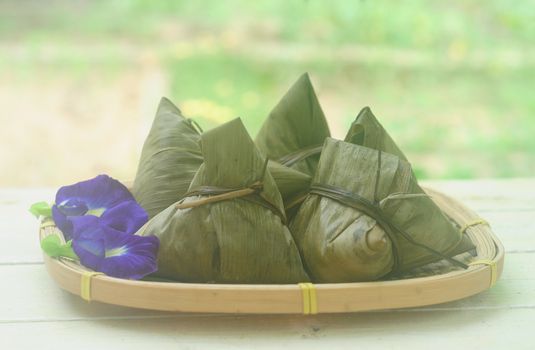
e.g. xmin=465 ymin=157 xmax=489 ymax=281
xmin=72 ymin=225 xmax=106 ymax=271
xmin=99 ymin=233 xmax=159 ymax=280
xmin=52 ymin=175 xmax=147 ymax=238
xmin=100 ymin=200 xmax=148 ymax=235
xmin=56 ymin=198 xmax=88 ymax=216
xmin=55 ymin=174 xmax=134 ymax=212
xmin=52 ymin=204 xmax=73 ymax=240
xmin=71 ymin=219 xmax=159 ymax=280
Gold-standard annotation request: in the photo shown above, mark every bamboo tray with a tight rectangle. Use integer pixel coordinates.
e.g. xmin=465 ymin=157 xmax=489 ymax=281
xmin=39 ymin=187 xmax=504 ymax=314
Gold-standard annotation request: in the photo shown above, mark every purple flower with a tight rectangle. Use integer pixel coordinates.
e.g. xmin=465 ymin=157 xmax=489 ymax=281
xmin=71 ymin=216 xmax=159 ymax=280
xmin=44 ymin=174 xmax=157 ymax=279
xmin=52 ymin=175 xmax=147 ymax=239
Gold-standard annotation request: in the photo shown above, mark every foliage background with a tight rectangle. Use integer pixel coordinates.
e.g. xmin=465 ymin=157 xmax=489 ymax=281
xmin=1 ymin=0 xmax=534 ymax=186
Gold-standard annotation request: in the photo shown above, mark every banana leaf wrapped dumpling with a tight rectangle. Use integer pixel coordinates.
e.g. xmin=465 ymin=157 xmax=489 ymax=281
xmin=139 ymin=118 xmax=310 ymax=284
xmin=290 ymin=138 xmax=474 ymax=283
xmin=132 ymin=97 xmax=203 ymax=219
xmin=255 ymin=73 xmax=330 ymax=176
xmin=344 ymin=106 xmax=474 ymax=262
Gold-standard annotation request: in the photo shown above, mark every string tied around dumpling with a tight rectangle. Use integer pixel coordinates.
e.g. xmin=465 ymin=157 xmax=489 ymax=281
xmin=278 ymin=143 xmax=323 ymax=167
xmin=175 ymin=181 xmax=264 ymax=209
xmin=175 ymin=158 xmax=287 ymax=223
xmin=309 ymin=150 xmax=469 ymax=276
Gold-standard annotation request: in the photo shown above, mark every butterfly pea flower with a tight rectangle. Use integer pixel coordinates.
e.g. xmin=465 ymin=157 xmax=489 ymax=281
xmin=52 ymin=175 xmax=148 ymax=239
xmin=34 ymin=174 xmax=158 ymax=279
xmin=71 ymin=216 xmax=159 ymax=280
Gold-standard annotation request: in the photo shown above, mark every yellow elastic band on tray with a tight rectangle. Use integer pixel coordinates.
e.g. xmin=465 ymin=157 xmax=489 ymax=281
xmin=460 ymin=219 xmax=489 ymax=234
xmin=298 ymin=283 xmax=317 ymax=315
xmin=469 ymin=259 xmax=497 ymax=287
xmin=80 ymin=272 xmax=103 ymax=302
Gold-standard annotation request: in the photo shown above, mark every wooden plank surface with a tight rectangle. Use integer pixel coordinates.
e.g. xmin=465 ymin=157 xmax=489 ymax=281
xmin=1 ymin=309 xmax=533 ymax=350
xmin=0 ymin=179 xmax=534 ymax=349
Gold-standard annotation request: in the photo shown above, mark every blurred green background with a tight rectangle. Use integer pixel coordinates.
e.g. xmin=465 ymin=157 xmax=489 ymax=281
xmin=1 ymin=0 xmax=534 ymax=186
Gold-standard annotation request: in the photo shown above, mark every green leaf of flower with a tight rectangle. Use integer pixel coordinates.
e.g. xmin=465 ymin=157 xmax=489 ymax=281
xmin=29 ymin=201 xmax=52 ymax=218
xmin=40 ymin=235 xmax=78 ymax=260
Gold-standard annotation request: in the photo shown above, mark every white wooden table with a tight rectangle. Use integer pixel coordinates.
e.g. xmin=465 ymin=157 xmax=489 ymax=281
xmin=1 ymin=179 xmax=533 ymax=349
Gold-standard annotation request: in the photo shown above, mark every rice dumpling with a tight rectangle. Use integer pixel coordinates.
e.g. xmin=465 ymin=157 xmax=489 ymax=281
xmin=139 ymin=118 xmax=310 ymax=284
xmin=343 ymin=105 xmax=474 ymax=265
xmin=255 ymin=73 xmax=330 ymax=176
xmin=132 ymin=97 xmax=203 ymax=219
xmin=290 ymin=138 xmax=474 ymax=283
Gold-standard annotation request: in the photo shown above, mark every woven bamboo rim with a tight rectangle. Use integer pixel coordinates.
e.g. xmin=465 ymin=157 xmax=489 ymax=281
xmin=39 ymin=187 xmax=504 ymax=314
